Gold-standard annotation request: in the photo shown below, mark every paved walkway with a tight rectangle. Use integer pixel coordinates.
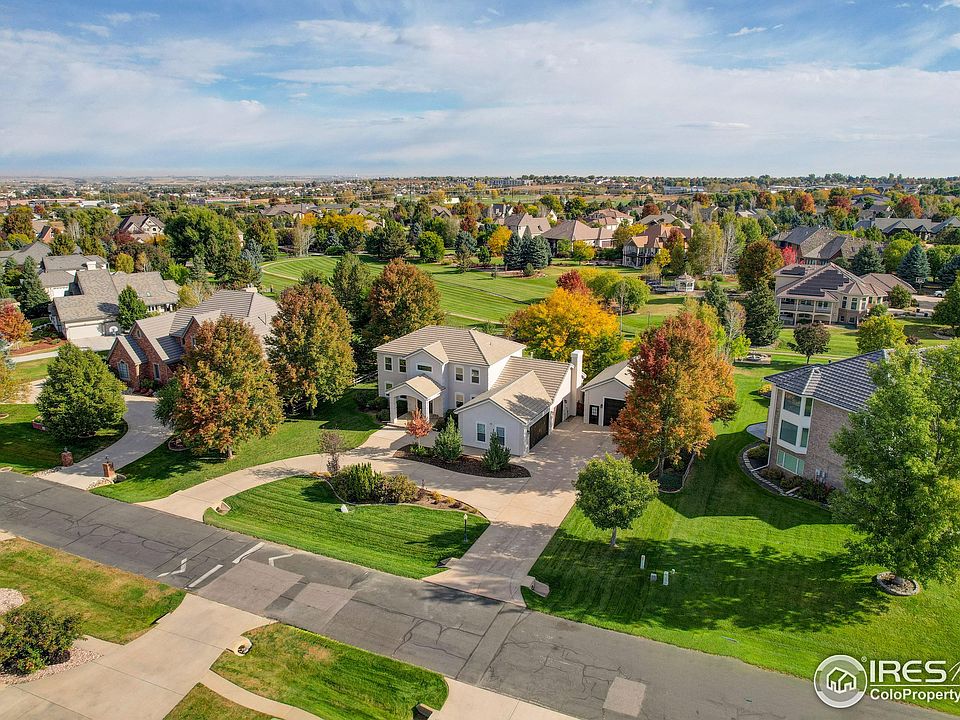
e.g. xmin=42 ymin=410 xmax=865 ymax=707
xmin=0 ymin=593 xmax=270 ymax=720
xmin=435 ymin=679 xmax=580 ymax=720
xmin=201 ymin=671 xmax=321 ymax=720
xmin=0 ymin=473 xmax=941 ymax=720
xmin=143 ymin=420 xmax=611 ymax=604
xmin=38 ymin=395 xmax=170 ymax=490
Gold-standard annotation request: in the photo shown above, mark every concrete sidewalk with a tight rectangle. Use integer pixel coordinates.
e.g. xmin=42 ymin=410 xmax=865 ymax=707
xmin=435 ymin=679 xmax=579 ymax=720
xmin=0 ymin=594 xmax=270 ymax=720
xmin=38 ymin=395 xmax=170 ymax=490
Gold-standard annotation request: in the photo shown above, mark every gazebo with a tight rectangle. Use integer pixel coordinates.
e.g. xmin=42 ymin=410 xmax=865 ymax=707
xmin=674 ymin=274 xmax=696 ymax=293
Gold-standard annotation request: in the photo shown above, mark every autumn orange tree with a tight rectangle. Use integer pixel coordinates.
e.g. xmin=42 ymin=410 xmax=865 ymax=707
xmin=555 ymin=269 xmax=590 ymax=295
xmin=737 ymin=238 xmax=784 ymax=292
xmin=611 ymin=311 xmax=738 ymax=477
xmin=0 ymin=303 xmax=31 ymax=345
xmin=405 ymin=408 xmax=432 ymax=447
xmin=506 ymin=287 xmax=626 ymax=378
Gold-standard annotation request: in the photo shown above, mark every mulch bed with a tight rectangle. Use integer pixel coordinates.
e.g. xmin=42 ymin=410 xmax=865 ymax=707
xmin=11 ymin=340 xmax=62 ymax=356
xmin=394 ymin=444 xmax=530 ymax=478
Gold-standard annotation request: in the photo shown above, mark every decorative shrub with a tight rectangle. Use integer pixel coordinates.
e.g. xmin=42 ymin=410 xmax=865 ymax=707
xmin=331 ymin=463 xmax=378 ymax=502
xmin=376 ymin=409 xmax=390 ymax=422
xmin=799 ymin=477 xmax=835 ymax=503
xmin=779 ymin=474 xmax=802 ymax=491
xmin=482 ymin=435 xmax=511 ymax=472
xmin=373 ymin=473 xmax=419 ymax=504
xmin=760 ymin=466 xmax=784 ymax=483
xmin=433 ymin=421 xmax=463 ymax=462
xmin=746 ymin=444 xmax=769 ymax=461
xmin=0 ymin=605 xmax=83 ymax=675
xmin=325 ymin=244 xmax=345 ymax=256
xmin=523 ymin=263 xmax=535 ymax=277
xmin=410 ymin=443 xmax=432 ymax=458
xmin=353 ymin=388 xmax=378 ymax=411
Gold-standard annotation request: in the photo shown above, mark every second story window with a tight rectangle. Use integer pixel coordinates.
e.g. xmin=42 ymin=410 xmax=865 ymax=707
xmin=782 ymin=392 xmax=802 ymax=415
xmin=455 ymin=366 xmax=464 ymax=382
xmin=471 ymin=368 xmax=480 ymax=384
xmin=384 ymin=356 xmax=392 ymax=371
xmin=417 ymin=363 xmax=432 ymax=373
xmin=399 ymin=358 xmax=406 ymax=373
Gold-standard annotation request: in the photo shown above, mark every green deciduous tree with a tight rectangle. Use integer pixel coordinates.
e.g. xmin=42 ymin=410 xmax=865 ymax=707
xmin=329 ymin=253 xmax=372 ymax=323
xmin=116 ymin=285 xmax=148 ymax=331
xmin=888 ymin=284 xmax=913 ymax=310
xmin=416 ymin=230 xmax=445 ymax=262
xmin=882 ymin=237 xmax=916 ymax=274
xmin=856 ymin=313 xmax=907 ymax=353
xmin=790 ymin=322 xmax=831 ymax=363
xmin=365 ymin=258 xmax=444 ymax=345
xmin=742 ymin=284 xmax=782 ymax=346
xmin=36 ymin=344 xmax=126 ymax=441
xmin=267 ymin=283 xmax=355 ymax=415
xmin=574 ymin=454 xmax=658 ymax=547
xmin=737 ymin=238 xmax=783 ymax=291
xmin=2 ymin=206 xmax=33 ymax=237
xmin=933 ymin=280 xmax=960 ymax=335
xmin=0 ymin=340 xmax=26 ymax=403
xmin=169 ymin=316 xmax=283 ymax=459
xmin=165 ymin=207 xmax=242 ymax=276
xmin=113 ymin=252 xmax=134 ymax=274
xmin=831 ymin=347 xmax=960 ymax=589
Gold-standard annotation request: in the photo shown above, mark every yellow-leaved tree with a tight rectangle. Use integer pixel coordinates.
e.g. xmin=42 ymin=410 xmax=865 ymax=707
xmin=487 ymin=226 xmax=511 ymax=257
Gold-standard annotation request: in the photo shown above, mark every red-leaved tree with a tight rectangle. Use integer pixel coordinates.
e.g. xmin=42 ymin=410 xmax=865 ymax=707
xmin=781 ymin=245 xmax=798 ymax=266
xmin=406 ymin=408 xmax=432 ymax=446
xmin=0 ymin=304 xmax=31 ymax=345
xmin=556 ymin=270 xmax=590 ymax=295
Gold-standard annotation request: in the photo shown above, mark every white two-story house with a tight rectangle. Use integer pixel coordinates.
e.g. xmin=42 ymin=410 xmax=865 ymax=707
xmin=375 ymin=325 xmax=583 ymax=456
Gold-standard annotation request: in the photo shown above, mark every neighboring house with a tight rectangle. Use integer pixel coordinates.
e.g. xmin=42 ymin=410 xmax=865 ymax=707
xmin=31 ymin=219 xmax=59 ymax=243
xmin=774 ymin=262 xmax=915 ymax=327
xmin=429 ymin=205 xmax=453 ymax=219
xmin=374 ymin=325 xmax=583 ymax=456
xmin=853 ymin=217 xmax=960 ymax=239
xmin=118 ymin=214 xmax=165 ymax=241
xmin=259 ymin=203 xmax=321 ymax=219
xmin=41 ymin=253 xmax=107 ymax=274
xmin=637 ymin=213 xmax=689 ymax=228
xmin=764 ymin=350 xmax=884 ymax=487
xmin=772 ymin=227 xmax=866 ymax=266
xmin=108 ymin=288 xmax=277 ymax=389
xmin=585 ymin=208 xmax=632 ymax=230
xmin=581 ymin=358 xmax=631 ymax=426
xmin=502 ymin=213 xmax=551 ymax=239
xmin=0 ymin=241 xmax=50 ymax=266
xmin=50 ymin=269 xmax=179 ymax=341
xmin=622 ymin=223 xmax=691 ymax=267
xmin=542 ymin=219 xmax=614 ymax=251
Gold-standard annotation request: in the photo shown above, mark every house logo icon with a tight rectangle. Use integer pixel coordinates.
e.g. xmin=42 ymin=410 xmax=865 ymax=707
xmin=814 ymin=655 xmax=867 ymax=708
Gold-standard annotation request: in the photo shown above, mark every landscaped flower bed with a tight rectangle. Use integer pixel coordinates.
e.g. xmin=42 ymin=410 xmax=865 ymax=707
xmin=394 ymin=444 xmax=530 ymax=478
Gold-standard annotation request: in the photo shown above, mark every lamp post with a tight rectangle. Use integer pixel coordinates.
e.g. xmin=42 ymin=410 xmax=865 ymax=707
xmin=463 ymin=513 xmax=468 ymax=543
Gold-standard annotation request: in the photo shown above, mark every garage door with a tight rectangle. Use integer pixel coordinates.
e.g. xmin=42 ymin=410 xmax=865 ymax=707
xmin=603 ymin=399 xmax=625 ymax=426
xmin=554 ymin=403 xmax=564 ymax=427
xmin=529 ymin=412 xmax=550 ymax=449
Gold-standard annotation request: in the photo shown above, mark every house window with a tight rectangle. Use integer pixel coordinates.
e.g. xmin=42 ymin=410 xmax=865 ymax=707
xmin=455 ymin=392 xmax=464 ymax=408
xmin=399 ymin=358 xmax=406 ymax=373
xmin=803 ymin=399 xmax=813 ymax=417
xmin=455 ymin=366 xmax=464 ymax=382
xmin=476 ymin=423 xmax=486 ymax=443
xmin=782 ymin=392 xmax=802 ymax=415
xmin=384 ymin=356 xmax=393 ymax=371
xmin=495 ymin=426 xmax=506 ymax=445
xmin=153 ymin=363 xmax=161 ymax=381
xmin=841 ymin=297 xmax=848 ymax=309
xmin=779 ymin=420 xmax=799 ymax=446
xmin=117 ymin=361 xmax=129 ymax=380
xmin=385 ymin=383 xmax=393 ymax=391
xmin=800 ymin=427 xmax=809 ymax=449
xmin=777 ymin=450 xmax=805 ymax=476
xmin=471 ymin=368 xmax=480 ymax=384
xmin=417 ymin=364 xmax=432 ymax=372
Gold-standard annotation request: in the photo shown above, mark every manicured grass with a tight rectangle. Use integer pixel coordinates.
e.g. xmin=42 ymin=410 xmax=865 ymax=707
xmin=204 ymin=476 xmax=489 ymax=578
xmin=11 ymin=357 xmax=53 ymax=383
xmin=525 ymin=362 xmax=960 ymax=715
xmin=773 ymin=317 xmax=945 ymax=360
xmin=164 ymin=684 xmax=272 ymax=720
xmin=211 ymin=624 xmax=448 ymax=720
xmin=93 ymin=388 xmax=379 ymax=503
xmin=0 ymin=538 xmax=184 ymax=643
xmin=0 ymin=403 xmax=126 ymax=474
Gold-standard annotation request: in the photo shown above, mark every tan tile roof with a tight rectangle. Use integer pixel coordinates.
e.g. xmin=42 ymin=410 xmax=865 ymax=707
xmin=457 ymin=355 xmax=571 ymax=423
xmin=582 ymin=359 xmax=632 ymax=391
xmin=387 ymin=375 xmax=443 ymax=398
xmin=374 ymin=326 xmax=524 ymax=366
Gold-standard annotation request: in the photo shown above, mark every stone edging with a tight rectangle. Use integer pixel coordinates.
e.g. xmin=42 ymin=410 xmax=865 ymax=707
xmin=738 ymin=442 xmax=791 ymax=497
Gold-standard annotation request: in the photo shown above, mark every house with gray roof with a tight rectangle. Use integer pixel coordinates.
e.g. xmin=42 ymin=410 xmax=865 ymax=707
xmin=853 ymin=217 xmax=960 ymax=239
xmin=501 ymin=213 xmax=552 ymax=239
xmin=0 ymin=241 xmax=51 ymax=266
xmin=40 ymin=253 xmax=107 ymax=274
xmin=774 ymin=262 xmax=914 ymax=327
xmin=542 ymin=219 xmax=614 ymax=251
xmin=763 ymin=350 xmax=886 ymax=487
xmin=107 ymin=288 xmax=277 ymax=388
xmin=49 ymin=269 xmax=179 ymax=341
xmin=772 ymin=227 xmax=866 ymax=266
xmin=375 ymin=325 xmax=583 ymax=455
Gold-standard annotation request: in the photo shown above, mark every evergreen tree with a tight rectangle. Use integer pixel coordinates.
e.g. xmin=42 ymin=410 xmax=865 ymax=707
xmin=503 ymin=233 xmax=526 ymax=270
xmin=36 ymin=344 xmax=126 ymax=440
xmin=940 ymin=255 xmax=960 ymax=288
xmin=743 ymin=285 xmax=782 ymax=346
xmin=522 ymin=236 xmax=551 ymax=269
xmin=702 ymin=279 xmax=728 ymax=318
xmin=116 ymin=285 xmax=148 ymax=331
xmin=850 ymin=243 xmax=884 ymax=276
xmin=408 ymin=222 xmax=422 ymax=249
xmin=15 ymin=257 xmax=49 ymax=318
xmin=897 ymin=243 xmax=930 ymax=285
xmin=330 ymin=253 xmax=372 ymax=323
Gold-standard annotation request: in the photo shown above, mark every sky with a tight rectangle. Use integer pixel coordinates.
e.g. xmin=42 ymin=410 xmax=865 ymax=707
xmin=1 ymin=0 xmax=959 ymax=177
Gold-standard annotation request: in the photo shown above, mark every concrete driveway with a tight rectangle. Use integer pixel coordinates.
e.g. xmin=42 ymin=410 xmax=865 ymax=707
xmin=38 ymin=395 xmax=170 ymax=490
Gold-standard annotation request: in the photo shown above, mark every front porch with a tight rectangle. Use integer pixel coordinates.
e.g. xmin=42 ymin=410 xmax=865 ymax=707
xmin=386 ymin=376 xmax=444 ymax=424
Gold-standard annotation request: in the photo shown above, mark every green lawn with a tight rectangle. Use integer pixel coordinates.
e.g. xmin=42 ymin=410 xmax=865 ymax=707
xmin=262 ymin=255 xmax=667 ymax=332
xmin=164 ymin=684 xmax=271 ymax=720
xmin=0 ymin=539 xmax=184 ymax=643
xmin=0 ymin=403 xmax=126 ymax=474
xmin=211 ymin=624 xmax=448 ymax=720
xmin=204 ymin=476 xmax=489 ymax=578
xmin=11 ymin=357 xmax=53 ymax=383
xmin=772 ymin=317 xmax=945 ymax=360
xmin=524 ymin=362 xmax=960 ymax=715
xmin=93 ymin=388 xmax=379 ymax=503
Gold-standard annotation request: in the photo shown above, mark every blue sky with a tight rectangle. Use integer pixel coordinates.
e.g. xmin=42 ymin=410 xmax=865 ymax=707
xmin=1 ymin=1 xmax=959 ymax=176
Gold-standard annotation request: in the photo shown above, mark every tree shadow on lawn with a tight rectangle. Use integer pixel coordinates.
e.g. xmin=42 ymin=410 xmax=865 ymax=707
xmin=542 ymin=533 xmax=889 ymax=634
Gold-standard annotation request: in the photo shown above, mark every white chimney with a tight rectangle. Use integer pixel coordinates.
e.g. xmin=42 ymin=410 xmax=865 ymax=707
xmin=570 ymin=349 xmax=584 ymax=406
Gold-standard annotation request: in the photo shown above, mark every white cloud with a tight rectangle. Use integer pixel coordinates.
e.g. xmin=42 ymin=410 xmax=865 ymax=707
xmin=729 ymin=26 xmax=766 ymax=37
xmin=104 ymin=12 xmax=158 ymax=25
xmin=75 ymin=23 xmax=110 ymax=37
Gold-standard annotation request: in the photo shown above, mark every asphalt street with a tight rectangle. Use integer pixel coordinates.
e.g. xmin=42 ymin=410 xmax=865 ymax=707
xmin=0 ymin=471 xmax=949 ymax=720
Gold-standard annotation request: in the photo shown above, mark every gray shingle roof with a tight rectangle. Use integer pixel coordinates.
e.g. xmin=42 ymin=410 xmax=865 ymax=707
xmin=0 ymin=241 xmax=50 ymax=266
xmin=374 ymin=326 xmax=524 ymax=366
xmin=765 ymin=351 xmax=885 ymax=413
xmin=39 ymin=270 xmax=74 ymax=288
xmin=41 ymin=254 xmax=105 ymax=272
